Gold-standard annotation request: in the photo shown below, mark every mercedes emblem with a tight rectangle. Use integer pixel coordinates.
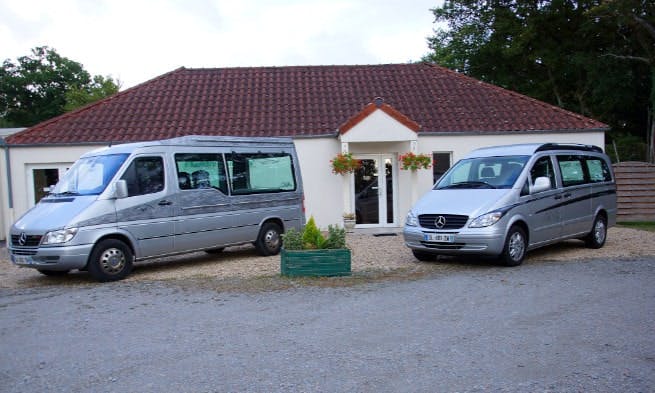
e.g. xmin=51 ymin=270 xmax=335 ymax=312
xmin=434 ymin=216 xmax=447 ymax=229
xmin=18 ymin=232 xmax=27 ymax=246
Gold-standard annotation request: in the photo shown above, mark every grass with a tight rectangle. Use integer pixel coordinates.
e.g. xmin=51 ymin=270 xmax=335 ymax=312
xmin=618 ymin=221 xmax=655 ymax=232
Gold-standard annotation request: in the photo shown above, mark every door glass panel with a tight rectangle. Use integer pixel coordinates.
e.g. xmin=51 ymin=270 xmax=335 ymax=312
xmin=385 ymin=158 xmax=394 ymax=224
xmin=355 ymin=159 xmax=379 ymax=224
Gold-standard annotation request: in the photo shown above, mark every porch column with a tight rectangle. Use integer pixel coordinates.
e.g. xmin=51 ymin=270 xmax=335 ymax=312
xmin=410 ymin=140 xmax=418 ymax=204
xmin=341 ymin=142 xmax=352 ymax=219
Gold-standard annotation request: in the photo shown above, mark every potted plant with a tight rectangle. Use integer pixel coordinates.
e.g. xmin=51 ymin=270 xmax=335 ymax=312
xmin=399 ymin=152 xmax=432 ymax=171
xmin=342 ymin=212 xmax=356 ymax=232
xmin=280 ymin=216 xmax=351 ymax=277
xmin=330 ymin=152 xmax=362 ymax=175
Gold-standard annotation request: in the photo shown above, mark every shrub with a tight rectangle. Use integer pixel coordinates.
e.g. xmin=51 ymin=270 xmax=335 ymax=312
xmin=281 ymin=216 xmax=348 ymax=250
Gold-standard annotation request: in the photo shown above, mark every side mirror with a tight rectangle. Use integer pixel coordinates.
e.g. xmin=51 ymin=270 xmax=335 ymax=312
xmin=531 ymin=176 xmax=551 ymax=193
xmin=114 ymin=180 xmax=128 ymax=199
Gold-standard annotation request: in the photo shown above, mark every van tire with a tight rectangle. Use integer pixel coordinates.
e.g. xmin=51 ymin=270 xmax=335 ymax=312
xmin=584 ymin=215 xmax=607 ymax=249
xmin=255 ymin=222 xmax=282 ymax=256
xmin=499 ymin=225 xmax=527 ymax=267
xmin=87 ymin=239 xmax=133 ymax=282
xmin=412 ymin=250 xmax=437 ymax=261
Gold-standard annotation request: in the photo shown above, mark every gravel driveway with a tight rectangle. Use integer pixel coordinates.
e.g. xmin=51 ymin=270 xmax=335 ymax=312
xmin=1 ymin=227 xmax=654 ymax=288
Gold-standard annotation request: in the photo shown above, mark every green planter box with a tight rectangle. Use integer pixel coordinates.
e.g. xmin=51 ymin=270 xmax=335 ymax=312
xmin=280 ymin=248 xmax=351 ymax=277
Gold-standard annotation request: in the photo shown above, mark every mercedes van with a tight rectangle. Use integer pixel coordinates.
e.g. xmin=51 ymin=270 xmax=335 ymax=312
xmin=404 ymin=143 xmax=616 ymax=266
xmin=9 ymin=136 xmax=305 ymax=281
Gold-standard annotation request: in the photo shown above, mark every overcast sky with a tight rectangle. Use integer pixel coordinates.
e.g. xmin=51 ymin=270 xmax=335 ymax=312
xmin=1 ymin=0 xmax=443 ymax=89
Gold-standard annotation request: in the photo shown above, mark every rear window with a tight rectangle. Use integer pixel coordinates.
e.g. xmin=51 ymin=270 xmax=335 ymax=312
xmin=557 ymin=155 xmax=612 ymax=186
xmin=226 ymin=153 xmax=296 ymax=195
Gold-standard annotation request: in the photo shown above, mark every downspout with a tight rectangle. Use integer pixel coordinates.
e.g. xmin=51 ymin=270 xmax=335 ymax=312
xmin=1 ymin=138 xmax=13 ymax=209
xmin=1 ymin=137 xmax=13 ymax=242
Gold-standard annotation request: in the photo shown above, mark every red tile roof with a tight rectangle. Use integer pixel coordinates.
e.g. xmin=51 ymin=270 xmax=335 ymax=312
xmin=6 ymin=63 xmax=608 ymax=145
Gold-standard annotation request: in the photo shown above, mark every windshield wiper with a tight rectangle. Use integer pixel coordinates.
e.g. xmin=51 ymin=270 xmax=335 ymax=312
xmin=438 ymin=181 xmax=497 ymax=190
xmin=52 ymin=191 xmax=80 ymax=197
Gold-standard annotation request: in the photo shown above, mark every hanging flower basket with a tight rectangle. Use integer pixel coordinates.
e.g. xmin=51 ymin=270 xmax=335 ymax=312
xmin=330 ymin=152 xmax=362 ymax=175
xmin=399 ymin=152 xmax=432 ymax=171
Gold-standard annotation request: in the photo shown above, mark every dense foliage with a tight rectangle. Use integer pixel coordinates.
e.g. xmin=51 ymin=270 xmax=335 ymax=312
xmin=0 ymin=46 xmax=120 ymax=127
xmin=424 ymin=0 xmax=655 ymax=162
xmin=282 ymin=217 xmax=347 ymax=250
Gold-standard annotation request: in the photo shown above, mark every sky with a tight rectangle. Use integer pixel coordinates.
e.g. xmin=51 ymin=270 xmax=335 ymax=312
xmin=1 ymin=0 xmax=443 ymax=89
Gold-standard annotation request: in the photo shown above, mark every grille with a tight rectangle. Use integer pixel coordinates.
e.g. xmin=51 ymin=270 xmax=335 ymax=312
xmin=420 ymin=242 xmax=465 ymax=250
xmin=10 ymin=234 xmax=42 ymax=247
xmin=418 ymin=214 xmax=468 ymax=230
xmin=12 ymin=249 xmax=38 ymax=256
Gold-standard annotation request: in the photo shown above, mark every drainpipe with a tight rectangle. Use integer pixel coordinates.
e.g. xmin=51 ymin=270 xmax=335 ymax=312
xmin=1 ymin=139 xmax=13 ymax=209
xmin=1 ymin=137 xmax=13 ymax=242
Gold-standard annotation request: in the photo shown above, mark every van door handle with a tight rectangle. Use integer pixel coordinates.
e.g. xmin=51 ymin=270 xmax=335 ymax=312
xmin=554 ymin=195 xmax=562 ymax=200
xmin=563 ymin=193 xmax=572 ymax=198
xmin=158 ymin=200 xmax=173 ymax=206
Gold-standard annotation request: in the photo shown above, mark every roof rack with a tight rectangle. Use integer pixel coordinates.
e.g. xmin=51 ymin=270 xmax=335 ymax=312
xmin=535 ymin=143 xmax=603 ymax=153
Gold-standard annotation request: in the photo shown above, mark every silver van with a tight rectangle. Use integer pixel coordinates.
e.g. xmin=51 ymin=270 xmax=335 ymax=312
xmin=404 ymin=143 xmax=617 ymax=266
xmin=9 ymin=136 xmax=305 ymax=281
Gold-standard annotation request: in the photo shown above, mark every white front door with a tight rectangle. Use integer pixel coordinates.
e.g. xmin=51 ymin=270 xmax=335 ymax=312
xmin=352 ymin=154 xmax=396 ymax=227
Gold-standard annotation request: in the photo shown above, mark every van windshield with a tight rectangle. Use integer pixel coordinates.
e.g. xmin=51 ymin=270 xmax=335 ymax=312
xmin=50 ymin=153 xmax=130 ymax=196
xmin=435 ymin=155 xmax=529 ymax=190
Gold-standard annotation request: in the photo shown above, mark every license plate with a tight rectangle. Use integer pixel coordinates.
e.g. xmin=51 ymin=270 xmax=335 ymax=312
xmin=11 ymin=255 xmax=31 ymax=265
xmin=423 ymin=233 xmax=455 ymax=243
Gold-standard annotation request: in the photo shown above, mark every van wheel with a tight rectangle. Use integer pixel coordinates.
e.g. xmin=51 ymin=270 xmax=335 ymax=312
xmin=499 ymin=225 xmax=526 ymax=267
xmin=255 ymin=222 xmax=282 ymax=256
xmin=37 ymin=269 xmax=69 ymax=276
xmin=87 ymin=239 xmax=133 ymax=282
xmin=412 ymin=250 xmax=437 ymax=261
xmin=584 ymin=215 xmax=607 ymax=249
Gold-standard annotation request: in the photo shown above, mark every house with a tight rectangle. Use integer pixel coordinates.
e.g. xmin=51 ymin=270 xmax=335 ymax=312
xmin=0 ymin=63 xmax=608 ymax=240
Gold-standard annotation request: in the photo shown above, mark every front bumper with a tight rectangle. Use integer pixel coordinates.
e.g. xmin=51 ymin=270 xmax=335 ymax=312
xmin=403 ymin=225 xmax=505 ymax=257
xmin=9 ymin=243 xmax=93 ymax=271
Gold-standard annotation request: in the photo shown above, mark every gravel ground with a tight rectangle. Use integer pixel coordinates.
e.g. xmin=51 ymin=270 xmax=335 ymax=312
xmin=1 ymin=226 xmax=654 ymax=289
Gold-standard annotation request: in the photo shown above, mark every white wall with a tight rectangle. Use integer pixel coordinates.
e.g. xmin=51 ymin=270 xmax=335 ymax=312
xmin=292 ymin=138 xmax=343 ymax=228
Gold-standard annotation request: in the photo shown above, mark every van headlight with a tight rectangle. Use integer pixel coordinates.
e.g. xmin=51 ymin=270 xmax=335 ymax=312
xmin=406 ymin=211 xmax=418 ymax=227
xmin=42 ymin=228 xmax=78 ymax=245
xmin=469 ymin=212 xmax=503 ymax=228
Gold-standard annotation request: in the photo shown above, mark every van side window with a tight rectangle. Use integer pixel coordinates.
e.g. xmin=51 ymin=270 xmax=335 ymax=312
xmin=174 ymin=153 xmax=228 ymax=194
xmin=226 ymin=153 xmax=296 ymax=195
xmin=557 ymin=155 xmax=586 ymax=187
xmin=530 ymin=156 xmax=555 ymax=189
xmin=585 ymin=158 xmax=612 ymax=182
xmin=120 ymin=156 xmax=165 ymax=196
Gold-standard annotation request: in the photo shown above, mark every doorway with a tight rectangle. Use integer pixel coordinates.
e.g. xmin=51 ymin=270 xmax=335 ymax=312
xmin=353 ymin=155 xmax=395 ymax=227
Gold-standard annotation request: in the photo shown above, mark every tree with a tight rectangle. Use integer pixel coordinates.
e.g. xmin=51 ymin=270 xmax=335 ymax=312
xmin=424 ymin=0 xmax=654 ymax=162
xmin=64 ymin=75 xmax=120 ymax=111
xmin=0 ymin=46 xmax=120 ymax=127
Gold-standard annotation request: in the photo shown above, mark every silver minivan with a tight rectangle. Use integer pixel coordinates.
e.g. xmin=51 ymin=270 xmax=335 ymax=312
xmin=9 ymin=136 xmax=305 ymax=281
xmin=404 ymin=143 xmax=617 ymax=266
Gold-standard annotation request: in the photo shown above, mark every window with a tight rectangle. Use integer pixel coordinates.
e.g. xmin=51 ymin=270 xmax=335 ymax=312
xmin=50 ymin=154 xmax=128 ymax=197
xmin=121 ymin=156 xmax=165 ymax=196
xmin=226 ymin=153 xmax=296 ymax=195
xmin=530 ymin=156 xmax=556 ymax=187
xmin=557 ymin=155 xmax=586 ymax=187
xmin=432 ymin=152 xmax=452 ymax=183
xmin=175 ymin=153 xmax=228 ymax=193
xmin=522 ymin=156 xmax=555 ymax=196
xmin=585 ymin=158 xmax=612 ymax=183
